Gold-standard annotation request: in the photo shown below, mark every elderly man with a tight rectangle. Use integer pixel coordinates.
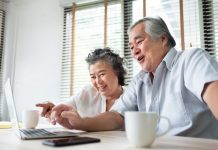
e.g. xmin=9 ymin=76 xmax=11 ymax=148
xmin=50 ymin=16 xmax=218 ymax=139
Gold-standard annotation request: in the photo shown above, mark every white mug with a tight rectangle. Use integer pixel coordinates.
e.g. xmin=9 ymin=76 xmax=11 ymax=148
xmin=22 ymin=109 xmax=39 ymax=129
xmin=125 ymin=111 xmax=171 ymax=148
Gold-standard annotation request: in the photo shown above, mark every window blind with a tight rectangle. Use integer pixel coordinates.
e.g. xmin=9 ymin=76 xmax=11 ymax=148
xmin=61 ymin=0 xmax=123 ymax=99
xmin=183 ymin=0 xmax=201 ymax=49
xmin=60 ymin=7 xmax=72 ymax=100
xmin=213 ymin=0 xmax=218 ymax=60
xmin=200 ymin=0 xmax=218 ymax=60
xmin=201 ymin=0 xmax=215 ymax=56
xmin=61 ymin=0 xmax=218 ymax=100
xmin=123 ymin=0 xmax=134 ymax=83
xmin=131 ymin=0 xmax=143 ymax=76
xmin=73 ymin=3 xmax=104 ymax=96
xmin=0 ymin=1 xmax=6 ymax=120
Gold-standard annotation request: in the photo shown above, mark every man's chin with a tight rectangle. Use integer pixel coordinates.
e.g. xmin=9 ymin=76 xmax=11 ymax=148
xmin=142 ymin=68 xmax=151 ymax=72
xmin=141 ymin=66 xmax=149 ymax=72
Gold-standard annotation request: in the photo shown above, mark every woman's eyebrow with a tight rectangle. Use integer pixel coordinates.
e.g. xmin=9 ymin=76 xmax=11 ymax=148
xmin=90 ymin=70 xmax=106 ymax=76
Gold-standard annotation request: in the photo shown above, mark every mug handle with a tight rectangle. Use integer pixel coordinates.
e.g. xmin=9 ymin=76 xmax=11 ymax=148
xmin=156 ymin=116 xmax=171 ymax=137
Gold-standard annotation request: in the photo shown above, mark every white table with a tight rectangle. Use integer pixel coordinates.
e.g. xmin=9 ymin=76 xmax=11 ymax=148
xmin=1 ymin=128 xmax=218 ymax=150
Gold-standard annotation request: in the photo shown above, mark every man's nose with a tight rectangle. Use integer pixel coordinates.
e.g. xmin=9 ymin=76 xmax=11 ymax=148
xmin=132 ymin=46 xmax=140 ymax=56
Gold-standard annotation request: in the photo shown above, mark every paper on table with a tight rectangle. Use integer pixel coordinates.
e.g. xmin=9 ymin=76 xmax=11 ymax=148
xmin=0 ymin=121 xmax=12 ymax=129
xmin=0 ymin=121 xmax=23 ymax=129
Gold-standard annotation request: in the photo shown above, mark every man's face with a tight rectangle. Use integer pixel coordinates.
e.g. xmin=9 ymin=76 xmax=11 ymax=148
xmin=128 ymin=22 xmax=167 ymax=73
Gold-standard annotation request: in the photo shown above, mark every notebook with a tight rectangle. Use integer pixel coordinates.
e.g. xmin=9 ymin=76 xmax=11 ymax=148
xmin=4 ymin=78 xmax=79 ymax=140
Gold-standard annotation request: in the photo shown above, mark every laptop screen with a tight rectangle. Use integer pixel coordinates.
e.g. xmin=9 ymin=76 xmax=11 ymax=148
xmin=4 ymin=79 xmax=22 ymax=137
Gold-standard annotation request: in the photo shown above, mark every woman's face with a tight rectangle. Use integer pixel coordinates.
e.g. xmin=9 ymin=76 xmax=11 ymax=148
xmin=89 ymin=60 xmax=120 ymax=97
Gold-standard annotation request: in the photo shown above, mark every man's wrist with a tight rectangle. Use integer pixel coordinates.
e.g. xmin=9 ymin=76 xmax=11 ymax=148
xmin=77 ymin=117 xmax=89 ymax=131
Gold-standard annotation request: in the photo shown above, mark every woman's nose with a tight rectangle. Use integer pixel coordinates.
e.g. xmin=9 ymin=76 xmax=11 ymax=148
xmin=96 ymin=77 xmax=103 ymax=84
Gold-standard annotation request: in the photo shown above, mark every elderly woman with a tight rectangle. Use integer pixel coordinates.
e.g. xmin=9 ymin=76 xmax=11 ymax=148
xmin=36 ymin=47 xmax=126 ymax=120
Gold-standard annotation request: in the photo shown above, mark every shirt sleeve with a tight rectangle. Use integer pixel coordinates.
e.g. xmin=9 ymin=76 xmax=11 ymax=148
xmin=110 ymin=76 xmax=140 ymax=116
xmin=64 ymin=85 xmax=92 ymax=109
xmin=184 ymin=48 xmax=218 ymax=102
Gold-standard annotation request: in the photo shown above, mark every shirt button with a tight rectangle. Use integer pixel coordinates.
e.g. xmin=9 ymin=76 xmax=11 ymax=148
xmin=154 ymin=96 xmax=158 ymax=101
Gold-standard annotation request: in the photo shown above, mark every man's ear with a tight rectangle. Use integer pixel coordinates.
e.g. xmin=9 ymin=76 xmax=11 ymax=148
xmin=161 ymin=34 xmax=169 ymax=49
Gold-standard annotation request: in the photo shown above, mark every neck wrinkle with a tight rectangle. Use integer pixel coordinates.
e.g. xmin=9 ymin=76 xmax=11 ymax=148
xmin=106 ymin=85 xmax=123 ymax=102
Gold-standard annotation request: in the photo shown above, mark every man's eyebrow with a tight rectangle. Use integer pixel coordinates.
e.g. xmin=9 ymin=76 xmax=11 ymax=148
xmin=98 ymin=70 xmax=106 ymax=73
xmin=134 ymin=35 xmax=143 ymax=40
xmin=129 ymin=35 xmax=143 ymax=46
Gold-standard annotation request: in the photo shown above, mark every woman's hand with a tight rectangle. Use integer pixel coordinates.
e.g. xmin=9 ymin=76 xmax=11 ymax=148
xmin=50 ymin=104 xmax=79 ymax=129
xmin=36 ymin=102 xmax=55 ymax=118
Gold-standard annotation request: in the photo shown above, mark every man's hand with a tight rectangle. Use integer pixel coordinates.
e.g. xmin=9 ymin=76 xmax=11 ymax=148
xmin=60 ymin=109 xmax=83 ymax=130
xmin=50 ymin=104 xmax=77 ymax=129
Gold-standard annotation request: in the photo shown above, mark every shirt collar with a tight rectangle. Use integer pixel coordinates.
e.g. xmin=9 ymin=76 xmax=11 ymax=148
xmin=137 ymin=70 xmax=151 ymax=85
xmin=163 ymin=47 xmax=178 ymax=71
xmin=137 ymin=48 xmax=178 ymax=83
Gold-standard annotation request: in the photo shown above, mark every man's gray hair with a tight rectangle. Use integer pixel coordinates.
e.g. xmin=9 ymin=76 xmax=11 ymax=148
xmin=128 ymin=16 xmax=176 ymax=48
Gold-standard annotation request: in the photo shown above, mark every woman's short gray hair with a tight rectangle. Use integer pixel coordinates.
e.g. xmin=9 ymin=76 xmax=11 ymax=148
xmin=128 ymin=16 xmax=176 ymax=48
xmin=86 ymin=47 xmax=126 ymax=86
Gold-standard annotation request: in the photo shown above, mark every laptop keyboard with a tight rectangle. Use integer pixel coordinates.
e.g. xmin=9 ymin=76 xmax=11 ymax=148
xmin=20 ymin=128 xmax=56 ymax=137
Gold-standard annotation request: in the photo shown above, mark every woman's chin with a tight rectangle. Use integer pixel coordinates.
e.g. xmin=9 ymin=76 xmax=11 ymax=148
xmin=99 ymin=91 xmax=108 ymax=96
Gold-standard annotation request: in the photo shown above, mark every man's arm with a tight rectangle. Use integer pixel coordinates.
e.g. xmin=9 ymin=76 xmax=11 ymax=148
xmin=60 ymin=110 xmax=124 ymax=131
xmin=202 ymin=80 xmax=218 ymax=120
xmin=80 ymin=111 xmax=124 ymax=131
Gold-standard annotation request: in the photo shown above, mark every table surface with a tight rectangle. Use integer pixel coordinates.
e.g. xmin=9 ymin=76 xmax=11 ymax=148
xmin=1 ymin=128 xmax=218 ymax=150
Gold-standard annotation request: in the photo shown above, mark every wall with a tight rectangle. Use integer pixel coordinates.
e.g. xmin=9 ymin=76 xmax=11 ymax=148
xmin=5 ymin=0 xmax=64 ymax=120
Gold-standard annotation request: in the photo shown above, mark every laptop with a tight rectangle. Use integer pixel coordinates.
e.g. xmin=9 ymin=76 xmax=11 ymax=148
xmin=4 ymin=78 xmax=79 ymax=140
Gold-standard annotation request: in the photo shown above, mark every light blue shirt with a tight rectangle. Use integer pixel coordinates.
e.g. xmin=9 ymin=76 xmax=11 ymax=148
xmin=111 ymin=48 xmax=218 ymax=139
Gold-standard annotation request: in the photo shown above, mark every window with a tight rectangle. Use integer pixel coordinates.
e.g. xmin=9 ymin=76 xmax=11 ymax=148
xmin=61 ymin=0 xmax=123 ymax=99
xmin=61 ymin=0 xmax=218 ymax=99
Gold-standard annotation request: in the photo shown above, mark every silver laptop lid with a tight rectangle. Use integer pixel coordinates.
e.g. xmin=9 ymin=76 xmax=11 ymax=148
xmin=4 ymin=78 xmax=22 ymax=138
